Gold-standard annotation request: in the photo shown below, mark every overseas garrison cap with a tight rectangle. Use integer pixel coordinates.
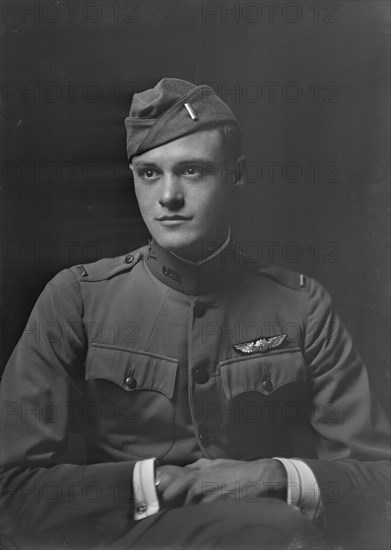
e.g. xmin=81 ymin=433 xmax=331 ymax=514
xmin=125 ymin=78 xmax=239 ymax=161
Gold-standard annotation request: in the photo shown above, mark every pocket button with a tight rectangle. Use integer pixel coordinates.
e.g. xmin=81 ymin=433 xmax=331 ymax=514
xmin=125 ymin=376 xmax=137 ymax=389
xmin=262 ymin=378 xmax=273 ymax=393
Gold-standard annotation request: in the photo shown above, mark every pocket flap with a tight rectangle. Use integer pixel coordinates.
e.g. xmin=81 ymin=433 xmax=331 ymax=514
xmin=86 ymin=344 xmax=178 ymax=399
xmin=219 ymin=350 xmax=306 ymax=399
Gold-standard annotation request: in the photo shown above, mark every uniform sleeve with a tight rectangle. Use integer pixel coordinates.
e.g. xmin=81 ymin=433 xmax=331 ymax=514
xmin=0 ymin=269 xmax=138 ymax=549
xmin=300 ymin=278 xmax=390 ymax=544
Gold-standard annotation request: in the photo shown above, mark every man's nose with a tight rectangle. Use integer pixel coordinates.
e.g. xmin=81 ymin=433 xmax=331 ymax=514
xmin=158 ymin=175 xmax=184 ymax=210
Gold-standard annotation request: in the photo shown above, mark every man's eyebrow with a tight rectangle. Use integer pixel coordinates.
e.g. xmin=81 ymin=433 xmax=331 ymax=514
xmin=131 ymin=160 xmax=158 ymax=169
xmin=175 ymin=158 xmax=217 ymax=165
xmin=132 ymin=158 xmax=218 ymax=169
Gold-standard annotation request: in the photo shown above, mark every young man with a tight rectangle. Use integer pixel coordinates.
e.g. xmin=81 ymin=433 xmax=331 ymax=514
xmin=1 ymin=78 xmax=389 ymax=549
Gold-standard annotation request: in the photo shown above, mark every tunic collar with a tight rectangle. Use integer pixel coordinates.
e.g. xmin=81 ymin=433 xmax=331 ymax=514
xmin=144 ymin=235 xmax=244 ymax=295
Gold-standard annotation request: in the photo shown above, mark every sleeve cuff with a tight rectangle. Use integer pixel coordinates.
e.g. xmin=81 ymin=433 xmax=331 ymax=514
xmin=273 ymin=457 xmax=323 ymax=521
xmin=133 ymin=458 xmax=160 ymax=520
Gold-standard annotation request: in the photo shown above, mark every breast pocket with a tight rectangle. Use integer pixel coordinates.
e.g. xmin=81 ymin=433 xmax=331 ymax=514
xmin=84 ymin=343 xmax=178 ymax=460
xmin=218 ymin=350 xmax=310 ymax=459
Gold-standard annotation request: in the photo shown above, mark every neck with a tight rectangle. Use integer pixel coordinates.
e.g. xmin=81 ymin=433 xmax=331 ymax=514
xmin=170 ymin=228 xmax=231 ymax=265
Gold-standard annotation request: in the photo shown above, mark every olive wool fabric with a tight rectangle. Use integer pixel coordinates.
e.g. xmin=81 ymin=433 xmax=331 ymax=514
xmin=124 ymin=78 xmax=239 ymax=160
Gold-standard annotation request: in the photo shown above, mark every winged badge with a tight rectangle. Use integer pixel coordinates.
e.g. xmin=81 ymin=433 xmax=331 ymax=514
xmin=233 ymin=334 xmax=287 ymax=355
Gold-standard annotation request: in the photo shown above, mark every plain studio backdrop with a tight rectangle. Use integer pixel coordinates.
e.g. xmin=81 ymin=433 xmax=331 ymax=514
xmin=1 ymin=0 xmax=390 ymax=416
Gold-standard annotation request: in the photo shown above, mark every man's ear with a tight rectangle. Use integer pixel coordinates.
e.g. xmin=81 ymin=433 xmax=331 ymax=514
xmin=128 ymin=163 xmax=136 ymax=183
xmin=223 ymin=156 xmax=247 ymax=188
xmin=233 ymin=155 xmax=247 ymax=188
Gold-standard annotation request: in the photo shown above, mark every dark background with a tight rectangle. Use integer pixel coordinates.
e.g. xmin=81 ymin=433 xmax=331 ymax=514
xmin=1 ymin=0 xmax=390 ymax=415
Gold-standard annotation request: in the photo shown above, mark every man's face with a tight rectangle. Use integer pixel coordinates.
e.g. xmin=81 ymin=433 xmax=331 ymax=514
xmin=130 ymin=129 xmax=235 ymax=261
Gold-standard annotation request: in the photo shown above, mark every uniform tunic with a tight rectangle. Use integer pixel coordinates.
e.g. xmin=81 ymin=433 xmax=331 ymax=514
xmin=1 ymin=240 xmax=390 ymax=548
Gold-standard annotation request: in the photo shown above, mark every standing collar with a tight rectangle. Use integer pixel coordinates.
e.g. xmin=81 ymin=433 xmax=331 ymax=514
xmin=144 ymin=234 xmax=244 ymax=295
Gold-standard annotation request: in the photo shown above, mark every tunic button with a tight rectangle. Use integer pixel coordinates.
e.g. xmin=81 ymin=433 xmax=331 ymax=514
xmin=124 ymin=254 xmax=134 ymax=264
xmin=193 ymin=300 xmax=207 ymax=318
xmin=125 ymin=376 xmax=137 ymax=389
xmin=262 ymin=378 xmax=273 ymax=393
xmin=193 ymin=368 xmax=209 ymax=384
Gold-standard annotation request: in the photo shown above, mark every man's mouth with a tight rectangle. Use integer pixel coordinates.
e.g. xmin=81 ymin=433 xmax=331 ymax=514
xmin=157 ymin=215 xmax=191 ymax=223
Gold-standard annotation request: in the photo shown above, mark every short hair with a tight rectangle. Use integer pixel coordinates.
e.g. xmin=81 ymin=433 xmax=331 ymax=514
xmin=218 ymin=122 xmax=242 ymax=162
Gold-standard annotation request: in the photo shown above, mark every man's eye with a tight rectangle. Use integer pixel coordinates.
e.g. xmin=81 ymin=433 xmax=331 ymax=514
xmin=141 ymin=169 xmax=158 ymax=179
xmin=183 ymin=166 xmax=202 ymax=176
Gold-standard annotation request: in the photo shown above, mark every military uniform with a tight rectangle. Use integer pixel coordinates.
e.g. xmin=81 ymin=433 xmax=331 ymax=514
xmin=1 ymin=78 xmax=390 ymax=548
xmin=1 ymin=239 xmax=390 ymax=548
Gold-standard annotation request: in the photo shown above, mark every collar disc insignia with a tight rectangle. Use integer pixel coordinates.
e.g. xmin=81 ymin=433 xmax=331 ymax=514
xmin=162 ymin=265 xmax=182 ymax=284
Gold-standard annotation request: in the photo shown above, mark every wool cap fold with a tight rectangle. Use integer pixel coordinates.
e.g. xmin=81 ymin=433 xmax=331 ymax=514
xmin=125 ymin=78 xmax=239 ymax=160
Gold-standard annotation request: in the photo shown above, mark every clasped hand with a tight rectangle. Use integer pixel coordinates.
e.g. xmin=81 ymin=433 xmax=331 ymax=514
xmin=156 ymin=458 xmax=287 ymax=508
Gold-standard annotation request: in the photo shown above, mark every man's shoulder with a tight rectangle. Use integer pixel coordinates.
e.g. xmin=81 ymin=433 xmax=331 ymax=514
xmin=245 ymin=260 xmax=311 ymax=293
xmin=67 ymin=245 xmax=147 ymax=283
